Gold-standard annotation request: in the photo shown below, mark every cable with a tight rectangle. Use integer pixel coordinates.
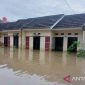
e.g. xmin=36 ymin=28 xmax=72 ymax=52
xmin=63 ymin=0 xmax=78 ymax=14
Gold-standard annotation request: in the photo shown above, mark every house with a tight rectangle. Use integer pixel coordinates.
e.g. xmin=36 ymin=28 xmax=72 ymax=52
xmin=0 ymin=13 xmax=85 ymax=52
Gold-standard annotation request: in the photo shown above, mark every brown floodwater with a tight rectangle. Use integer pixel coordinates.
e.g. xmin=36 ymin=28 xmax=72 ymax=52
xmin=0 ymin=47 xmax=85 ymax=85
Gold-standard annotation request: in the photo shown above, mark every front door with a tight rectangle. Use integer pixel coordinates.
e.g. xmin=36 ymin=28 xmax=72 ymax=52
xmin=13 ymin=35 xmax=19 ymax=48
xmin=55 ymin=37 xmax=63 ymax=51
xmin=33 ymin=36 xmax=40 ymax=50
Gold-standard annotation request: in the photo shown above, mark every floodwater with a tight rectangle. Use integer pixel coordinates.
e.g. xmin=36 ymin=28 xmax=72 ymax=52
xmin=0 ymin=48 xmax=85 ymax=85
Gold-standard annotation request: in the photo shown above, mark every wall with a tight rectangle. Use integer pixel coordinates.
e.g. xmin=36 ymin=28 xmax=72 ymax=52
xmin=0 ymin=28 xmax=83 ymax=51
xmin=52 ymin=28 xmax=83 ymax=51
xmin=24 ymin=29 xmax=51 ymax=51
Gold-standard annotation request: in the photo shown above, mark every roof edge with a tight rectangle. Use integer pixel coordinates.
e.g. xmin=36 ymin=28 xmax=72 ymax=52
xmin=50 ymin=14 xmax=65 ymax=29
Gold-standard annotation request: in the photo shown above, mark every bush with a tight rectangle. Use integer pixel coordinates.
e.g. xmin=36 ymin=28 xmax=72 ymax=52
xmin=77 ymin=49 xmax=85 ymax=57
xmin=67 ymin=41 xmax=80 ymax=53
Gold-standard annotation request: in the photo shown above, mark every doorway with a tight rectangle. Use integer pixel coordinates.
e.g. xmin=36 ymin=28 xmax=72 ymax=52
xmin=67 ymin=37 xmax=78 ymax=52
xmin=33 ymin=36 xmax=40 ymax=50
xmin=54 ymin=37 xmax=63 ymax=51
xmin=4 ymin=36 xmax=10 ymax=47
xmin=13 ymin=34 xmax=19 ymax=48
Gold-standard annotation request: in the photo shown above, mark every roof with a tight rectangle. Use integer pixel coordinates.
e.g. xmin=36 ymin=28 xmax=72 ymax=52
xmin=0 ymin=22 xmax=16 ymax=30
xmin=54 ymin=13 xmax=85 ymax=28
xmin=0 ymin=13 xmax=85 ymax=31
xmin=0 ymin=14 xmax=64 ymax=31
xmin=21 ymin=14 xmax=64 ymax=28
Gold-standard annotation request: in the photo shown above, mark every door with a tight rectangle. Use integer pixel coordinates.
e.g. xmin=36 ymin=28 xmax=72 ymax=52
xmin=45 ymin=36 xmax=50 ymax=51
xmin=13 ymin=35 xmax=19 ymax=48
xmin=33 ymin=36 xmax=40 ymax=50
xmin=26 ymin=36 xmax=29 ymax=49
xmin=4 ymin=36 xmax=10 ymax=47
xmin=55 ymin=37 xmax=63 ymax=51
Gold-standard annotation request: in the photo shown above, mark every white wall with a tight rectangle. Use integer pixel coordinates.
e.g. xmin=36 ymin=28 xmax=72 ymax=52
xmin=52 ymin=29 xmax=83 ymax=51
xmin=0 ymin=28 xmax=83 ymax=51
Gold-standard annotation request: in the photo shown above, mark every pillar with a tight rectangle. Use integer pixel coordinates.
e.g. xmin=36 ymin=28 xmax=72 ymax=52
xmin=82 ymin=31 xmax=85 ymax=50
xmin=29 ymin=36 xmax=33 ymax=50
xmin=76 ymin=31 xmax=83 ymax=51
xmin=77 ymin=38 xmax=81 ymax=51
xmin=49 ymin=32 xmax=53 ymax=51
xmin=40 ymin=37 xmax=45 ymax=50
xmin=0 ymin=35 xmax=4 ymax=44
xmin=10 ymin=34 xmax=13 ymax=48
xmin=63 ymin=36 xmax=68 ymax=51
xmin=22 ymin=32 xmax=25 ymax=48
xmin=50 ymin=36 xmax=52 ymax=51
xmin=19 ymin=33 xmax=21 ymax=48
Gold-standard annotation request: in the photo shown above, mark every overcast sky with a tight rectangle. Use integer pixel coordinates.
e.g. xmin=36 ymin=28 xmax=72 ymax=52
xmin=0 ymin=0 xmax=85 ymax=21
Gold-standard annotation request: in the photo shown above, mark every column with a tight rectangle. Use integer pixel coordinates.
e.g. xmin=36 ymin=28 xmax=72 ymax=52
xmin=83 ymin=31 xmax=85 ymax=50
xmin=63 ymin=36 xmax=68 ymax=51
xmin=22 ymin=32 xmax=25 ymax=48
xmin=0 ymin=35 xmax=4 ymax=44
xmin=50 ymin=36 xmax=52 ymax=51
xmin=49 ymin=32 xmax=53 ymax=51
xmin=19 ymin=33 xmax=21 ymax=48
xmin=10 ymin=34 xmax=13 ymax=48
xmin=29 ymin=36 xmax=33 ymax=50
xmin=40 ymin=37 xmax=45 ymax=50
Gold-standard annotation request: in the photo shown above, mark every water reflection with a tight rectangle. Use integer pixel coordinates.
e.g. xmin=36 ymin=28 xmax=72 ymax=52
xmin=0 ymin=48 xmax=85 ymax=85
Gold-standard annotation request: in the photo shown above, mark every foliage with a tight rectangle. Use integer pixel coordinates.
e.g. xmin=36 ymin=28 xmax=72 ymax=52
xmin=67 ymin=40 xmax=85 ymax=57
xmin=67 ymin=41 xmax=80 ymax=53
xmin=77 ymin=49 xmax=85 ymax=57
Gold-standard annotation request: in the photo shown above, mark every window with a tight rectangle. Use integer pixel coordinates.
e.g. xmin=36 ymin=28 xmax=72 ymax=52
xmin=61 ymin=33 xmax=64 ymax=35
xmin=55 ymin=33 xmax=58 ymax=35
xmin=33 ymin=33 xmax=36 ymax=35
xmin=33 ymin=33 xmax=41 ymax=35
xmin=38 ymin=33 xmax=40 ymax=35
xmin=68 ymin=33 xmax=71 ymax=35
xmin=75 ymin=33 xmax=78 ymax=35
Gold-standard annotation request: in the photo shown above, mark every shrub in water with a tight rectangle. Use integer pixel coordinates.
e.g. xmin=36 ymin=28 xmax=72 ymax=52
xmin=67 ymin=41 xmax=80 ymax=53
xmin=77 ymin=49 xmax=85 ymax=57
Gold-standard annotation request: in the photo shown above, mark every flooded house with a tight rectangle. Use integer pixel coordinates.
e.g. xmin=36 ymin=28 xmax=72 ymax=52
xmin=0 ymin=13 xmax=85 ymax=51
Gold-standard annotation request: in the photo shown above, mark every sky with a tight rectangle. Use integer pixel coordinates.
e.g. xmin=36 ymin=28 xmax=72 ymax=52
xmin=0 ymin=0 xmax=85 ymax=21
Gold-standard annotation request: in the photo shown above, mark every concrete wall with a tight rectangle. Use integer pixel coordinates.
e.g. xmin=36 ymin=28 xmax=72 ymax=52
xmin=25 ymin=29 xmax=51 ymax=50
xmin=52 ymin=29 xmax=83 ymax=51
xmin=0 ymin=28 xmax=83 ymax=51
xmin=0 ymin=34 xmax=4 ymax=44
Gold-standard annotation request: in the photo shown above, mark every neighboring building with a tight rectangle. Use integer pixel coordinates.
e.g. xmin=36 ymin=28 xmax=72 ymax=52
xmin=0 ymin=13 xmax=85 ymax=52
